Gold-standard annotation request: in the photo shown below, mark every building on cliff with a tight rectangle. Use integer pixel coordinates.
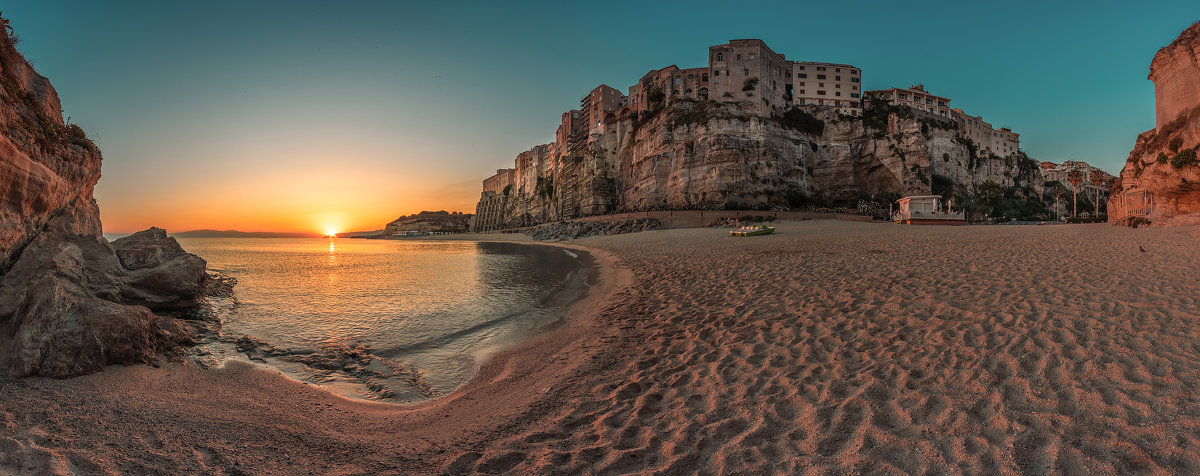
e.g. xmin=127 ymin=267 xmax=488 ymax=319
xmin=469 ymin=168 xmax=515 ymax=232
xmin=791 ymin=62 xmax=863 ymax=116
xmin=868 ymin=85 xmax=952 ymax=118
xmin=468 ymin=38 xmax=1049 ymax=231
xmin=708 ymin=39 xmax=792 ymax=117
xmin=954 ymin=109 xmax=1020 ymax=158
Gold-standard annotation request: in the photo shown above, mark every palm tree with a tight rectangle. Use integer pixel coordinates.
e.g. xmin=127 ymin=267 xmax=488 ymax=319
xmin=1090 ymin=171 xmax=1106 ymax=217
xmin=1066 ymin=169 xmax=1084 ymax=218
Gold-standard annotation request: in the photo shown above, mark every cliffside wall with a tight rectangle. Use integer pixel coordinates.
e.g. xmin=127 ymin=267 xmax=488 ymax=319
xmin=1111 ymin=21 xmax=1200 ymax=223
xmin=1151 ymin=22 xmax=1200 ymax=129
xmin=488 ymin=100 xmax=1044 ymax=227
xmin=0 ymin=24 xmax=209 ymax=377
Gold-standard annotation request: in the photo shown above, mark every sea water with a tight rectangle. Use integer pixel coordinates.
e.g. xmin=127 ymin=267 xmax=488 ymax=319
xmin=176 ymin=237 xmax=589 ymax=403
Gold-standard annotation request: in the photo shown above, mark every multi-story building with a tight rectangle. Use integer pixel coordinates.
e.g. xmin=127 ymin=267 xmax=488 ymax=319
xmin=707 ymin=39 xmax=791 ymax=116
xmin=790 ymin=62 xmax=863 ymax=116
xmin=867 ymin=85 xmax=952 ymax=118
xmin=555 ymin=110 xmax=586 ymax=158
xmin=470 ymin=168 xmax=516 ymax=232
xmin=953 ymin=109 xmax=1020 ymax=157
xmin=581 ymin=84 xmax=626 ymax=135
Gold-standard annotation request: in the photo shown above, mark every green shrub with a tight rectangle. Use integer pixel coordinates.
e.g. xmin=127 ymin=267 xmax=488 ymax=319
xmin=1157 ymin=152 xmax=1170 ymax=164
xmin=1170 ymin=146 xmax=1198 ymax=169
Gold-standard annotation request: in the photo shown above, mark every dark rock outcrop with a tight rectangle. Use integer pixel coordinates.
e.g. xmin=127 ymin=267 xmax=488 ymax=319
xmin=0 ymin=18 xmax=210 ymax=377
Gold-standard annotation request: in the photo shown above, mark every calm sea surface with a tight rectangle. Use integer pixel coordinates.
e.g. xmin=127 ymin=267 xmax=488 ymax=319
xmin=176 ymin=237 xmax=589 ymax=403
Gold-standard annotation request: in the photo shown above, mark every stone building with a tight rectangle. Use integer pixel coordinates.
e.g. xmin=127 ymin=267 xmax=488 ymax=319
xmin=581 ymin=84 xmax=626 ymax=135
xmin=953 ymin=109 xmax=1020 ymax=157
xmin=707 ymin=39 xmax=791 ymax=116
xmin=868 ymin=85 xmax=952 ymax=118
xmin=790 ymin=61 xmax=863 ymax=116
xmin=469 ymin=168 xmax=515 ymax=232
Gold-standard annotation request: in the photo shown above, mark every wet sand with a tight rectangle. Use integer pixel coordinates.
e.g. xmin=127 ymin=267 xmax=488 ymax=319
xmin=3 ymin=220 xmax=1200 ymax=474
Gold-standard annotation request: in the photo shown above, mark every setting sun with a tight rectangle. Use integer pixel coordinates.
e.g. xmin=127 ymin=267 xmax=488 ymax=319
xmin=325 ymin=228 xmax=338 ymax=237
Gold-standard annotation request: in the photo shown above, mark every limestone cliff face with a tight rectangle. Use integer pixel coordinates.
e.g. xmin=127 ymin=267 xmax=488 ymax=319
xmin=497 ymin=102 xmax=1042 ymax=224
xmin=0 ymin=28 xmax=209 ymax=377
xmin=1111 ymin=21 xmax=1200 ymax=222
xmin=1150 ymin=22 xmax=1200 ymax=130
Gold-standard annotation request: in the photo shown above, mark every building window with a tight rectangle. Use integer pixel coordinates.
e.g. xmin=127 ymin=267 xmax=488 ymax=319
xmin=817 ymin=74 xmax=826 ymax=80
xmin=702 ymin=73 xmax=708 ymax=81
xmin=851 ymin=77 xmax=859 ymax=83
xmin=716 ymin=53 xmax=723 ymax=61
xmin=799 ymin=82 xmax=805 ymax=86
xmin=799 ymin=90 xmax=805 ymax=94
xmin=817 ymin=66 xmax=826 ymax=71
xmin=798 ymin=66 xmax=805 ymax=70
xmin=836 ymin=68 xmax=841 ymax=72
xmin=853 ymin=86 xmax=858 ymax=91
xmin=736 ymin=54 xmax=742 ymax=60
xmin=798 ymin=73 xmax=807 ymax=78
xmin=835 ymin=84 xmax=841 ymax=88
xmin=743 ymin=68 xmax=749 ymax=76
xmin=851 ymin=93 xmax=860 ymax=98
xmin=714 ymin=70 xmax=720 ymax=77
xmin=836 ymin=76 xmax=841 ymax=81
xmin=818 ymin=90 xmax=826 ymax=95
xmin=749 ymin=54 xmax=755 ymax=60
xmin=819 ymin=83 xmax=824 ymax=87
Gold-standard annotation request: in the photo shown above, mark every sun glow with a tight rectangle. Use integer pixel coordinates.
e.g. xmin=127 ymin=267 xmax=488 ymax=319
xmin=326 ymin=228 xmax=339 ymax=238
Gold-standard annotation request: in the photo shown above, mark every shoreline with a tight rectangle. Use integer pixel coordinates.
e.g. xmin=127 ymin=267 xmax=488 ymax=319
xmin=4 ymin=220 xmax=1200 ymax=473
xmin=186 ymin=237 xmax=602 ymax=405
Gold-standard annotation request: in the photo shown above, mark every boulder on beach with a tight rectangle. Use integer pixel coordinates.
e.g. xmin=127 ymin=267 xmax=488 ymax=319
xmin=0 ymin=28 xmax=211 ymax=378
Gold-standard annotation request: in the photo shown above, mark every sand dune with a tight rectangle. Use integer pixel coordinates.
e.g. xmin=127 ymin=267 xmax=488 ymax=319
xmin=3 ymin=220 xmax=1200 ymax=474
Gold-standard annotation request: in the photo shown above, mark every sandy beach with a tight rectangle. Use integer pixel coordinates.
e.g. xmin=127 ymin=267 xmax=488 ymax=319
xmin=3 ymin=220 xmax=1200 ymax=474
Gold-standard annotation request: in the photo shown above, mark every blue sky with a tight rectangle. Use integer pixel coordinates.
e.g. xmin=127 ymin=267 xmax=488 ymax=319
xmin=3 ymin=1 xmax=1197 ymax=231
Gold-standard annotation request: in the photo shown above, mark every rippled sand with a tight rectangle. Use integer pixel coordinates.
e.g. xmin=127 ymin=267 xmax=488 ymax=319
xmin=3 ymin=220 xmax=1200 ymax=474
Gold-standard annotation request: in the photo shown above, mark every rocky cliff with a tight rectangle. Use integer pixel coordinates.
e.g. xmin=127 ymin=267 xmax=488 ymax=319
xmin=1110 ymin=21 xmax=1200 ymax=224
xmin=0 ymin=21 xmax=209 ymax=377
xmin=496 ymin=100 xmax=1044 ymax=226
xmin=382 ymin=210 xmax=473 ymax=235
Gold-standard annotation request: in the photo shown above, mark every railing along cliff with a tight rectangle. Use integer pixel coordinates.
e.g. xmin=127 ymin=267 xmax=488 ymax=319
xmin=1110 ymin=189 xmax=1151 ymax=220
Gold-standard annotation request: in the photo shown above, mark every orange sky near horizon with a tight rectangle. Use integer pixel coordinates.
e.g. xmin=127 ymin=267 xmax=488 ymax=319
xmin=97 ymin=161 xmax=482 ymax=234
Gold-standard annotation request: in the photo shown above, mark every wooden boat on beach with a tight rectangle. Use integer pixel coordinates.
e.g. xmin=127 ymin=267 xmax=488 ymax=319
xmin=730 ymin=225 xmax=776 ymax=236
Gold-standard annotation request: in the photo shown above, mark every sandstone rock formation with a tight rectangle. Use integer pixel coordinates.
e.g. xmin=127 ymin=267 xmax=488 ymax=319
xmin=0 ymin=22 xmax=209 ymax=377
xmin=1110 ymin=21 xmax=1200 ymax=223
xmin=492 ymin=100 xmax=1045 ymax=228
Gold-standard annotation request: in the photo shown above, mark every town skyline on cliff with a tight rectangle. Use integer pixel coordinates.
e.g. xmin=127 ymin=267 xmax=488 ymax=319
xmin=4 ymin=1 xmax=1198 ymax=233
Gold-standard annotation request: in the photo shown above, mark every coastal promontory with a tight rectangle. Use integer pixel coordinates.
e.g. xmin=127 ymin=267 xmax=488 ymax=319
xmin=1110 ymin=21 xmax=1200 ymax=224
xmin=0 ymin=22 xmax=209 ymax=377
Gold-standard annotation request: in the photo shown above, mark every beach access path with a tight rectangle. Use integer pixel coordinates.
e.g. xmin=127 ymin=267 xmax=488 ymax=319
xmin=2 ymin=220 xmax=1199 ymax=474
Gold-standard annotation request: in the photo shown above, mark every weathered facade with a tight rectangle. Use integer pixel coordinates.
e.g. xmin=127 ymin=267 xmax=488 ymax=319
xmin=868 ymin=85 xmax=953 ymax=118
xmin=954 ymin=109 xmax=1020 ymax=158
xmin=790 ymin=62 xmax=863 ymax=116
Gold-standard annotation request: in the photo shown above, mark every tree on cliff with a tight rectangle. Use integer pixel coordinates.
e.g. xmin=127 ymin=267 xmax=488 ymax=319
xmin=1067 ymin=169 xmax=1083 ymax=218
